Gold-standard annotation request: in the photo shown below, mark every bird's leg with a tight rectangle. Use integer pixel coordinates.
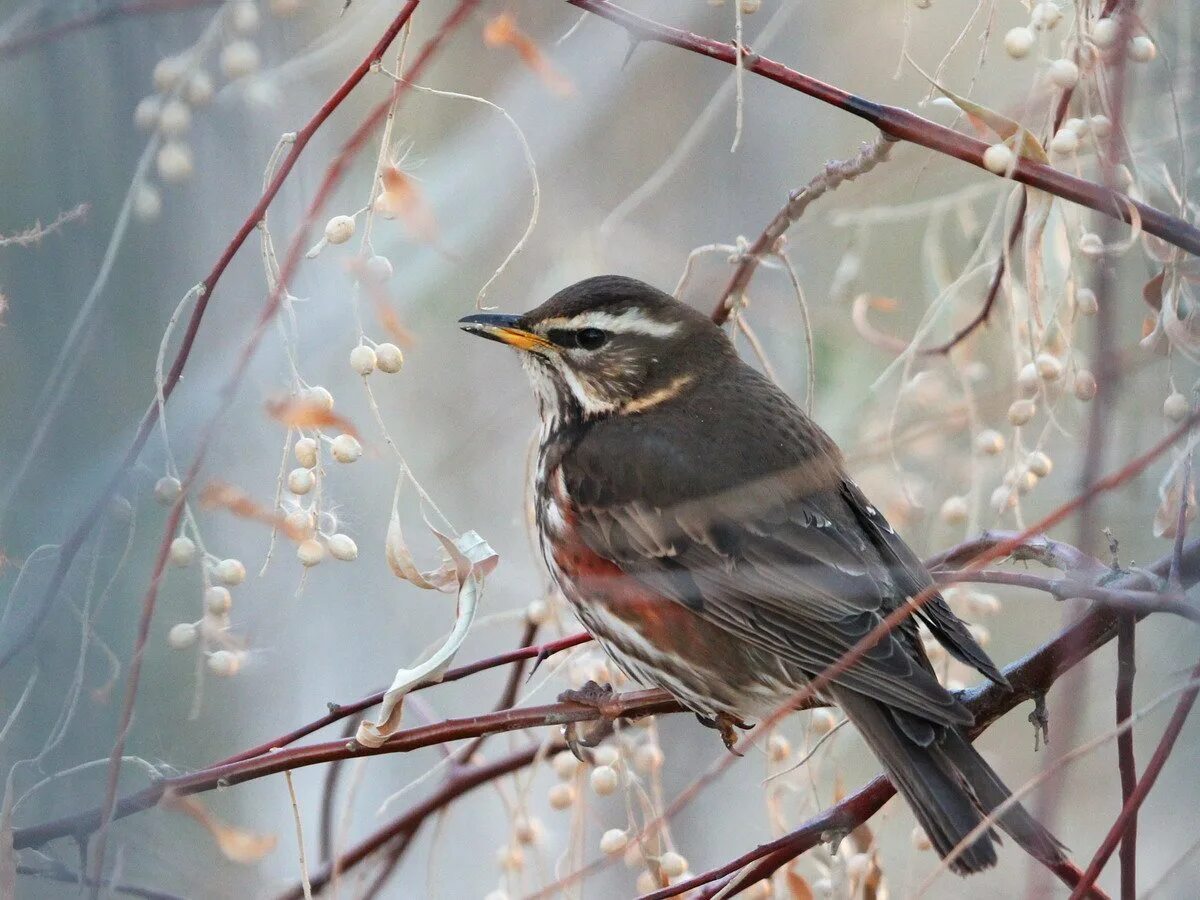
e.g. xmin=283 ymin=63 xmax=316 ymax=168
xmin=695 ymin=712 xmax=751 ymax=756
xmin=558 ymin=680 xmax=617 ymax=762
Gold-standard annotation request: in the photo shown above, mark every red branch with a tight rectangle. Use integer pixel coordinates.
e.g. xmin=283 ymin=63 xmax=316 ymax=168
xmin=567 ymin=0 xmax=1200 ymax=257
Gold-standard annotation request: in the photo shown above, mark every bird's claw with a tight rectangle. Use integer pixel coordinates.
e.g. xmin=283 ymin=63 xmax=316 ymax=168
xmin=696 ymin=712 xmax=751 ymax=756
xmin=558 ymin=681 xmax=618 ymax=762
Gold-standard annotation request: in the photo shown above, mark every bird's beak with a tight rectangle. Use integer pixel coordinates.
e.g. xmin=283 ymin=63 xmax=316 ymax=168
xmin=458 ymin=313 xmax=553 ymax=352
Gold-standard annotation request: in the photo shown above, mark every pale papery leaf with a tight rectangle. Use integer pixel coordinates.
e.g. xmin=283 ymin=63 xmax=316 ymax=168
xmin=1154 ymin=476 xmax=1197 ymax=539
xmin=785 ymin=867 xmax=816 ymax=900
xmin=169 ymin=795 xmax=278 ymax=863
xmin=361 ymin=482 xmax=498 ymax=748
xmin=910 ymin=58 xmax=1048 ymax=162
xmin=483 ymin=13 xmax=575 ymax=97
xmin=265 ymin=397 xmax=360 ymax=439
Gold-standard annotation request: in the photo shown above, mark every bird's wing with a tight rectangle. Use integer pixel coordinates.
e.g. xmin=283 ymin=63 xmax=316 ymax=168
xmin=562 ymin=442 xmax=974 ymax=729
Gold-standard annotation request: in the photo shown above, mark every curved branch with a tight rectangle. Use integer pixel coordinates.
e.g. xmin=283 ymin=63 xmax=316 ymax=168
xmin=568 ymin=0 xmax=1200 ymax=257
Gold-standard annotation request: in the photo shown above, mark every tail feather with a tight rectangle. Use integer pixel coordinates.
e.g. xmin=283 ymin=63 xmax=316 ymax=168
xmin=831 ymin=687 xmax=1064 ymax=875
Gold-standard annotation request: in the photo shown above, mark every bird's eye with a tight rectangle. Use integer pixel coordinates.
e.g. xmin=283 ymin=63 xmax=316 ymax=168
xmin=576 ymin=328 xmax=608 ymax=350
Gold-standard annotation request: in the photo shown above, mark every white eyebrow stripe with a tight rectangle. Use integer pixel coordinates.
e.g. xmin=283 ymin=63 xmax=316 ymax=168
xmin=539 ymin=309 xmax=681 ymax=338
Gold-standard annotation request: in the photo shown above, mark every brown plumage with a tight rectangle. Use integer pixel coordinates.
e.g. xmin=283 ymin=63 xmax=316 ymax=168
xmin=460 ymin=275 xmax=1065 ymax=874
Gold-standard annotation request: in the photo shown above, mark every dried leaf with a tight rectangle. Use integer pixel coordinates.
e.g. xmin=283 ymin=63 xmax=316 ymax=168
xmin=201 ymin=482 xmax=312 ymax=541
xmin=376 ymin=165 xmax=438 ymax=242
xmin=785 ymin=866 xmax=815 ymax=900
xmin=1144 ymin=269 xmax=1166 ymax=311
xmin=266 ymin=397 xmax=359 ymax=439
xmin=483 ymin=14 xmax=574 ymax=97
xmin=911 ymin=59 xmax=1047 ymax=162
xmin=359 ymin=483 xmax=499 ymax=748
xmin=169 ymin=795 xmax=277 ymax=863
xmin=861 ymin=852 xmax=885 ymax=900
xmin=1154 ymin=476 xmax=1197 ymax=539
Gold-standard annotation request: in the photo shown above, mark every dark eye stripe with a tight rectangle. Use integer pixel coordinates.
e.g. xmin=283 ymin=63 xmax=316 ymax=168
xmin=546 ymin=328 xmax=609 ymax=350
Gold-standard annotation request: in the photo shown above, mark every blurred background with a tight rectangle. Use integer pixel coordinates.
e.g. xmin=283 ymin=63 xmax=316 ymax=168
xmin=1 ymin=0 xmax=1198 ymax=896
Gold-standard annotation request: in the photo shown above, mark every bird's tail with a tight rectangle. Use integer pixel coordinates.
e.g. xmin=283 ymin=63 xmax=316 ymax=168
xmin=832 ymin=687 xmax=1066 ymax=875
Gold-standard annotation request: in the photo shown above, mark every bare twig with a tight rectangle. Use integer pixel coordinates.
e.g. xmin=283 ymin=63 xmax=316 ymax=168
xmin=712 ymin=135 xmax=896 ymax=325
xmin=567 ymin=0 xmax=1200 ymax=257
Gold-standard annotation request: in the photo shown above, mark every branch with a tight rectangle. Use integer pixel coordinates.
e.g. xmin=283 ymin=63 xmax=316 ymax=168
xmin=711 ymin=134 xmax=896 ymax=324
xmin=655 ymin=537 xmax=1200 ymax=899
xmin=0 ymin=0 xmax=428 ymax=672
xmin=12 ymin=690 xmax=684 ymax=850
xmin=567 ymin=0 xmax=1200 ymax=258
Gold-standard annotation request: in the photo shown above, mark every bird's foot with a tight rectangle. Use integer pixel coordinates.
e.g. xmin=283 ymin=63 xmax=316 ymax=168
xmin=696 ymin=712 xmax=751 ymax=756
xmin=558 ymin=681 xmax=617 ymax=762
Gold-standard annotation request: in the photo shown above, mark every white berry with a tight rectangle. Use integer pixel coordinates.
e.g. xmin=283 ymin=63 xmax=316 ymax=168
xmin=375 ymin=342 xmax=404 ymax=373
xmin=186 ymin=71 xmax=214 ymax=105
xmin=1017 ymin=363 xmax=1041 ymax=396
xmin=659 ymin=851 xmax=687 ymax=878
xmin=168 ymin=622 xmax=198 ymax=649
xmin=213 ymin=558 xmax=247 ymax=586
xmin=811 ymin=708 xmax=837 ymax=735
xmin=306 ymin=386 xmax=334 ymax=410
xmin=154 ymin=475 xmax=182 ymax=505
xmin=1128 ymin=35 xmax=1156 ymax=62
xmin=1050 ymin=128 xmax=1079 ymax=155
xmin=152 ymin=56 xmax=185 ymax=91
xmin=158 ymin=99 xmax=191 ymax=136
xmin=982 ymin=143 xmax=1015 ymax=175
xmin=228 ymin=1 xmax=261 ymax=33
xmin=156 ymin=141 xmax=194 ymax=183
xmin=133 ymin=182 xmax=163 ymax=222
xmin=287 ymin=467 xmax=315 ymax=495
xmin=940 ymin=495 xmax=969 ymax=525
xmin=364 ymin=254 xmax=393 ymax=281
xmin=974 ymin=429 xmax=1006 ymax=456
xmin=1027 ymin=451 xmax=1053 ymax=477
xmin=590 ymin=765 xmax=618 ymax=796
xmin=327 ymin=533 xmax=358 ymax=561
xmin=991 ymin=485 xmax=1017 ymax=512
xmin=1164 ymin=392 xmax=1190 ymax=422
xmin=206 ymin=585 xmax=233 ymax=615
xmin=134 ymin=95 xmax=161 ymax=131
xmin=331 ymin=434 xmax=362 ymax=463
xmin=552 ymin=751 xmax=581 ymax=780
xmin=349 ymin=345 xmax=377 ymax=376
xmin=1090 ymin=115 xmax=1113 ymax=138
xmin=1008 ymin=399 xmax=1036 ymax=426
xmin=1035 ymin=353 xmax=1063 ymax=381
xmin=169 ymin=536 xmax=196 ymax=567
xmin=1004 ymin=26 xmax=1036 ymax=59
xmin=207 ymin=650 xmax=242 ymax=676
xmin=600 ymin=829 xmax=628 ymax=855
xmin=1048 ymin=58 xmax=1079 ymax=88
xmin=548 ymin=783 xmax=576 ymax=810
xmin=324 ymin=215 xmax=356 ymax=245
xmin=634 ymin=743 xmax=664 ymax=773
xmin=1091 ymin=18 xmax=1119 ymax=49
xmin=297 ymin=538 xmax=325 ymax=567
xmin=220 ymin=40 xmax=261 ymax=79
xmin=1031 ymin=3 xmax=1061 ymax=30
xmin=294 ymin=437 xmax=318 ymax=468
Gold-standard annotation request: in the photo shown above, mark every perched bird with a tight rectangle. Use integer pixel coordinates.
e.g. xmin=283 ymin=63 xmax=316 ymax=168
xmin=460 ymin=275 xmax=1064 ymax=874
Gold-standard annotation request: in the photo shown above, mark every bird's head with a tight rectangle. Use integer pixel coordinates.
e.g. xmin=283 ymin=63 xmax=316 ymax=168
xmin=460 ymin=275 xmax=734 ymax=427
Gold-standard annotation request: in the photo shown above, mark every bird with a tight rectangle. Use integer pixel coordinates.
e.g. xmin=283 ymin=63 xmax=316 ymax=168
xmin=459 ymin=275 xmax=1064 ymax=875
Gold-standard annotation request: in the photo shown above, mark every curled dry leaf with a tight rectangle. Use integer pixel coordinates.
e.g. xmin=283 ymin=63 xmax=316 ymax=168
xmin=377 ymin=165 xmax=438 ymax=243
xmin=201 ymin=481 xmax=312 ymax=541
xmin=168 ymin=795 xmax=277 ymax=863
xmin=851 ymin=294 xmax=909 ymax=354
xmin=1154 ymin=473 xmax=1197 ymax=539
xmin=785 ymin=866 xmax=816 ymax=900
xmin=265 ymin=396 xmax=359 ymax=439
xmin=483 ymin=13 xmax=574 ymax=97
xmin=357 ymin=484 xmax=499 ymax=748
xmin=911 ymin=59 xmax=1048 ymax=162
